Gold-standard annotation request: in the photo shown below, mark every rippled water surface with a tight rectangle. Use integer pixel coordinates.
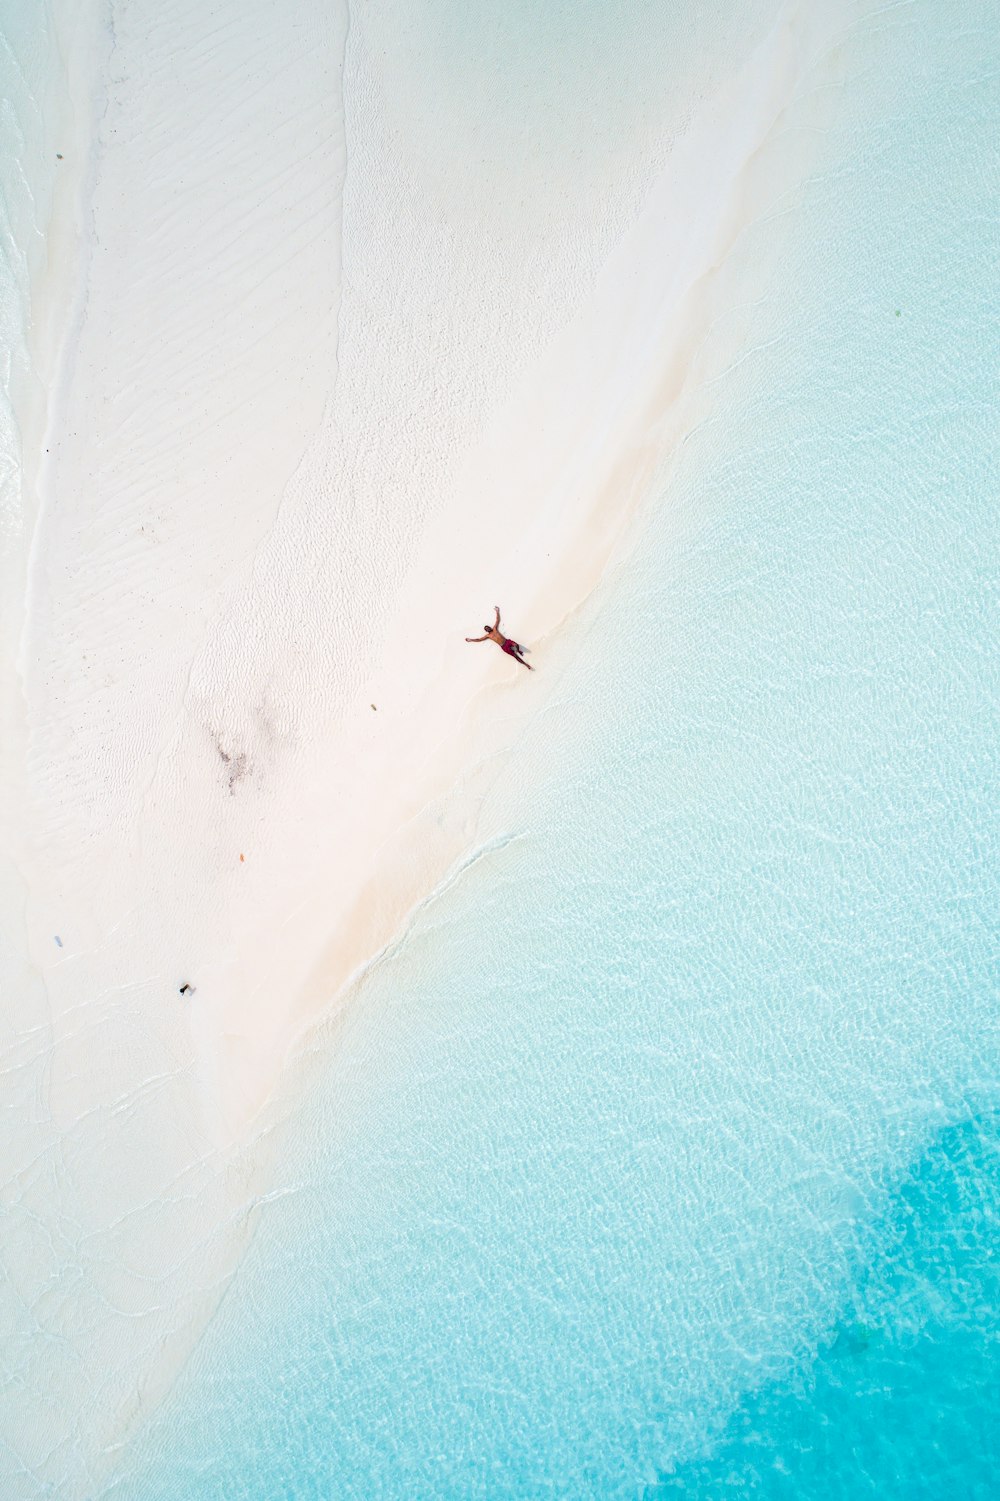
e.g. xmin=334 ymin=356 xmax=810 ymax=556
xmin=660 ymin=1113 xmax=1000 ymax=1499
xmin=93 ymin=0 xmax=999 ymax=1495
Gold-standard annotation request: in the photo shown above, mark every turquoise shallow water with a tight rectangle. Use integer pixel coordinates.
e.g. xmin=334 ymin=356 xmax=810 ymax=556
xmin=76 ymin=0 xmax=1000 ymax=1495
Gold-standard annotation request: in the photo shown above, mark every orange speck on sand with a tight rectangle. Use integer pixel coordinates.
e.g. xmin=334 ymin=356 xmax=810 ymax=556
xmin=239 ymin=853 xmax=245 ymax=862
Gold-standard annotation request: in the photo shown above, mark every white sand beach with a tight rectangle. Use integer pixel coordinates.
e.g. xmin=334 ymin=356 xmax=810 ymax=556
xmin=1 ymin=0 xmax=845 ymax=1489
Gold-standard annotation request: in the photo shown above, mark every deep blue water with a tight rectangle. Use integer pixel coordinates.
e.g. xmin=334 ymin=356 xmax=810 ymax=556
xmin=656 ymin=1112 xmax=1000 ymax=1499
xmin=110 ymin=1 xmax=998 ymax=1496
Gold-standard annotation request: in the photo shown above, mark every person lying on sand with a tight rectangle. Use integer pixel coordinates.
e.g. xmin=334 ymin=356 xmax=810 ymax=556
xmin=466 ymin=606 xmax=533 ymax=669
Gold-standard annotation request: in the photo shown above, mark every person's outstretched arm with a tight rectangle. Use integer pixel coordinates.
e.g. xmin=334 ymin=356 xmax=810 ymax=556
xmin=465 ymin=634 xmax=488 ymax=642
xmin=493 ymin=606 xmax=501 ymax=629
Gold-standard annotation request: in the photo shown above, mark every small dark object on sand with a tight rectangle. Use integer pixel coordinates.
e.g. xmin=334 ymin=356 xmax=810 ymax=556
xmin=179 ymin=982 xmax=194 ymax=996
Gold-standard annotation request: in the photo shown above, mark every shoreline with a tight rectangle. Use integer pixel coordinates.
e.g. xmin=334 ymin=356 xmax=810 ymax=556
xmin=2 ymin=1 xmax=845 ymax=1487
xmin=190 ymin=4 xmax=838 ymax=1139
xmin=8 ymin=5 xmax=838 ymax=1145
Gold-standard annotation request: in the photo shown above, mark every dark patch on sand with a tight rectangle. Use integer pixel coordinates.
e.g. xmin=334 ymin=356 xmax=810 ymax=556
xmin=214 ymin=736 xmax=251 ymax=794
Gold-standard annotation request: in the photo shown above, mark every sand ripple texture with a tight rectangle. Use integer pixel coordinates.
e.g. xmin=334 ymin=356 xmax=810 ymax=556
xmin=112 ymin=2 xmax=998 ymax=1486
xmin=3 ymin=0 xmax=995 ymax=1496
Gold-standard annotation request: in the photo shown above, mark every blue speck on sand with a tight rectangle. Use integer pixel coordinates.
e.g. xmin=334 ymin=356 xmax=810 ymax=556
xmin=54 ymin=935 xmax=62 ymax=947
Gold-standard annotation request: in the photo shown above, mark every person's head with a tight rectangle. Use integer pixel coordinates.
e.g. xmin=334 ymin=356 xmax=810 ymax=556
xmin=484 ymin=624 xmax=492 ymax=633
